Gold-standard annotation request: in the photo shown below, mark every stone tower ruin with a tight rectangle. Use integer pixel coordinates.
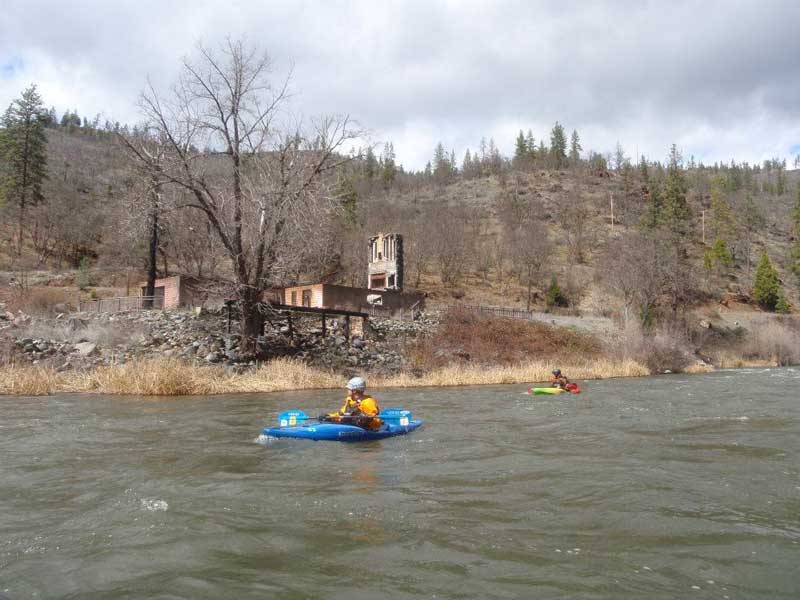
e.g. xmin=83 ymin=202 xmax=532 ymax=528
xmin=368 ymin=233 xmax=403 ymax=291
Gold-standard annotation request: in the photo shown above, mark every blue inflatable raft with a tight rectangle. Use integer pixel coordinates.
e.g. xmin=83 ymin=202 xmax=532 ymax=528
xmin=263 ymin=408 xmax=422 ymax=442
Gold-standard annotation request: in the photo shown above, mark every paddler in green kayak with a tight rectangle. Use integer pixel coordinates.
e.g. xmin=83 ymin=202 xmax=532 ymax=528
xmin=319 ymin=376 xmax=382 ymax=430
xmin=550 ymin=369 xmax=570 ymax=389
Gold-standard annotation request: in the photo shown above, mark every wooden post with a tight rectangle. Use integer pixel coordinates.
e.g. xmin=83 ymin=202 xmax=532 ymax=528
xmin=287 ymin=314 xmax=294 ymax=339
xmin=344 ymin=315 xmax=351 ymax=342
xmin=321 ymin=314 xmax=327 ymax=338
xmin=226 ymin=301 xmax=232 ymax=334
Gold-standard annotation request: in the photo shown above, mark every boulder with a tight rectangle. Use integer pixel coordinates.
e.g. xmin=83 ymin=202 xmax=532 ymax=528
xmin=74 ymin=342 xmax=98 ymax=356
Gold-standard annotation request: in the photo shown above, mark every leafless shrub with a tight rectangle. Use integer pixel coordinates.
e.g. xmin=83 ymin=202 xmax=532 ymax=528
xmin=613 ymin=320 xmax=695 ymax=373
xmin=741 ymin=319 xmax=800 ymax=366
xmin=6 ymin=287 xmax=74 ymax=315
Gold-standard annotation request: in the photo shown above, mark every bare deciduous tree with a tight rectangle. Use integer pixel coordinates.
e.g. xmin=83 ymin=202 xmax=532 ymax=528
xmin=122 ymin=39 xmax=361 ymax=354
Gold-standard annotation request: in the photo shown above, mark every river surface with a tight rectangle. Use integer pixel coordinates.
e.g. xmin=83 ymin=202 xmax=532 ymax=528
xmin=1 ymin=369 xmax=799 ymax=599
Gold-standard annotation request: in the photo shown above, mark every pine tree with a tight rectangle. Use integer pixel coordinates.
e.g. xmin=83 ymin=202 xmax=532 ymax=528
xmin=381 ymin=142 xmax=396 ymax=186
xmin=549 ymin=122 xmax=567 ymax=168
xmin=709 ymin=181 xmax=737 ymax=254
xmin=790 ymin=185 xmax=800 ymax=290
xmin=661 ymin=144 xmax=692 ymax=237
xmin=335 ymin=173 xmax=359 ymax=226
xmin=433 ymin=142 xmax=453 ymax=180
xmin=613 ymin=142 xmax=626 ymax=171
xmin=642 ymin=178 xmax=663 ymax=230
xmin=752 ymin=251 xmax=781 ymax=311
xmin=569 ymin=129 xmax=582 ymax=164
xmin=775 ymin=292 xmax=791 ymax=314
xmin=513 ymin=130 xmax=527 ymax=166
xmin=364 ymin=147 xmax=379 ymax=179
xmin=525 ymin=130 xmax=536 ymax=158
xmin=546 ymin=275 xmax=568 ymax=308
xmin=0 ymin=84 xmax=49 ymax=255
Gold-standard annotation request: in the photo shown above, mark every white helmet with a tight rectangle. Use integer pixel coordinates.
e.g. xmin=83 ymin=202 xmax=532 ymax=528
xmin=346 ymin=376 xmax=366 ymax=391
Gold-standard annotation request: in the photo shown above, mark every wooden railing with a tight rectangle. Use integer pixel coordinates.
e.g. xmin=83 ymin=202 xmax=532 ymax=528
xmin=76 ymin=295 xmax=164 ymax=313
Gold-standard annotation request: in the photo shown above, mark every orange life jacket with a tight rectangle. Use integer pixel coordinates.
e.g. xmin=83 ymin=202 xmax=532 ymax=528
xmin=330 ymin=394 xmax=382 ymax=430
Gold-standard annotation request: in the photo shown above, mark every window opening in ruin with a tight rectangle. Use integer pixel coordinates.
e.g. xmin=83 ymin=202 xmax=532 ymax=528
xmin=388 ymin=274 xmax=395 ymax=287
xmin=290 ymin=291 xmax=297 ymax=305
xmin=302 ymin=289 xmax=311 ymax=307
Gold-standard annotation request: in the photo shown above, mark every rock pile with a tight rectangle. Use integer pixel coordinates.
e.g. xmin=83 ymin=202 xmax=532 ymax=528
xmin=2 ymin=305 xmax=441 ymax=375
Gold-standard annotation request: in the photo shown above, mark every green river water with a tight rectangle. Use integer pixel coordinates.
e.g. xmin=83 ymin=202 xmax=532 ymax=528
xmin=1 ymin=368 xmax=799 ymax=599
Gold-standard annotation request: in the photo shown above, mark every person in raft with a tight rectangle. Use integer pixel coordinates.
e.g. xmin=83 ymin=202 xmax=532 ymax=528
xmin=550 ymin=369 xmax=570 ymax=389
xmin=319 ymin=376 xmax=382 ymax=430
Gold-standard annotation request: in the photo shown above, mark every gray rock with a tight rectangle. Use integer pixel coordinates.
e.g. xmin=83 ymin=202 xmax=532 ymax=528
xmin=205 ymin=352 xmax=221 ymax=363
xmin=74 ymin=342 xmax=98 ymax=356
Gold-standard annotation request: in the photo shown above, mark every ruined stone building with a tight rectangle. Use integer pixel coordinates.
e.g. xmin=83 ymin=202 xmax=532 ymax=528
xmin=278 ymin=232 xmax=423 ymax=319
xmin=368 ymin=233 xmax=403 ymax=291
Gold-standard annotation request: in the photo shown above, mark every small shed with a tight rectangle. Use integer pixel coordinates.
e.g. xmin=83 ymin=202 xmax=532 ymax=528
xmin=140 ymin=276 xmax=227 ymax=310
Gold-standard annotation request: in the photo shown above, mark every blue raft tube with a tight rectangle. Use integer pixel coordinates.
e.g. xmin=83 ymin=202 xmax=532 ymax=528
xmin=262 ymin=408 xmax=422 ymax=442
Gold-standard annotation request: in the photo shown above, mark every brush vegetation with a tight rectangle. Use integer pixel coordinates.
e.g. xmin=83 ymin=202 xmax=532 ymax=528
xmin=1 ymin=356 xmax=651 ymax=397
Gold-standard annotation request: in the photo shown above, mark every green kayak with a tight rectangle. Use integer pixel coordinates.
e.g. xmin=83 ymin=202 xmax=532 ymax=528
xmin=527 ymin=384 xmax=581 ymax=395
xmin=528 ymin=387 xmax=568 ymax=395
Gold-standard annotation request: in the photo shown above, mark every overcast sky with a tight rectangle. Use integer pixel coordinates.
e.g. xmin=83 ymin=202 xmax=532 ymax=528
xmin=2 ymin=0 xmax=799 ymax=170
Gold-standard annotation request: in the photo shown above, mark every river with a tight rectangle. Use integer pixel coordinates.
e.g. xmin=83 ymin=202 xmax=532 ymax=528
xmin=1 ymin=369 xmax=799 ymax=599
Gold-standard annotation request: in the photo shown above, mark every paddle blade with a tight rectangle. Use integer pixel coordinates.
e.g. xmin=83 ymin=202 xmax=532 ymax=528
xmin=277 ymin=410 xmax=310 ymax=427
xmin=377 ymin=408 xmax=413 ymax=427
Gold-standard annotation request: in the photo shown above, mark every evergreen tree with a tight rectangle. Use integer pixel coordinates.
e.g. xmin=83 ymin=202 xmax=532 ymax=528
xmin=752 ymin=251 xmax=781 ymax=311
xmin=0 ymin=84 xmax=49 ymax=255
xmin=462 ymin=149 xmax=473 ymax=177
xmin=703 ymin=237 xmax=733 ymax=277
xmin=549 ymin=121 xmax=567 ymax=168
xmin=525 ymin=130 xmax=536 ymax=158
xmin=546 ymin=274 xmax=568 ymax=308
xmin=569 ymin=129 xmax=582 ymax=164
xmin=513 ymin=130 xmax=527 ymax=166
xmin=642 ymin=178 xmax=663 ymax=230
xmin=709 ymin=181 xmax=737 ymax=252
xmin=661 ymin=144 xmax=692 ymax=237
xmin=433 ymin=142 xmax=453 ymax=180
xmin=775 ymin=291 xmax=791 ymax=314
xmin=364 ymin=147 xmax=378 ymax=179
xmin=638 ymin=155 xmax=649 ymax=182
xmin=613 ymin=142 xmax=626 ymax=171
xmin=381 ymin=142 xmax=396 ymax=186
xmin=789 ymin=185 xmax=800 ymax=290
xmin=334 ymin=172 xmax=359 ymax=226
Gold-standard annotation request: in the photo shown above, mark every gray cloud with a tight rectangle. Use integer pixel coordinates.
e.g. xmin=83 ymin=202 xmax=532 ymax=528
xmin=2 ymin=0 xmax=798 ymax=170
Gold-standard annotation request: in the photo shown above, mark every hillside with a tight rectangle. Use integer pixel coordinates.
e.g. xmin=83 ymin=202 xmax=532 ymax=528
xmin=3 ymin=126 xmax=800 ymax=319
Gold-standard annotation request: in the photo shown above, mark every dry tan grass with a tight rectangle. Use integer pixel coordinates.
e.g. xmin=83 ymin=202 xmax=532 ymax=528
xmin=1 ymin=357 xmax=650 ymax=396
xmin=0 ymin=365 xmax=59 ymax=396
xmin=712 ymin=353 xmax=777 ymax=370
xmin=683 ymin=362 xmax=715 ymax=374
xmin=374 ymin=358 xmax=649 ymax=388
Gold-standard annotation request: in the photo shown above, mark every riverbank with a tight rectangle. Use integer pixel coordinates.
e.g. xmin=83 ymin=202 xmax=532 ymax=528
xmin=0 ymin=356 xmax=656 ymax=396
xmin=2 ymin=304 xmax=797 ymax=396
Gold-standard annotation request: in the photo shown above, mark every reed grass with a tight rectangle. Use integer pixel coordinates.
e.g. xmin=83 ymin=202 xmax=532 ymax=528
xmin=374 ymin=358 xmax=650 ymax=388
xmin=0 ymin=364 xmax=59 ymax=396
xmin=0 ymin=357 xmax=650 ymax=396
